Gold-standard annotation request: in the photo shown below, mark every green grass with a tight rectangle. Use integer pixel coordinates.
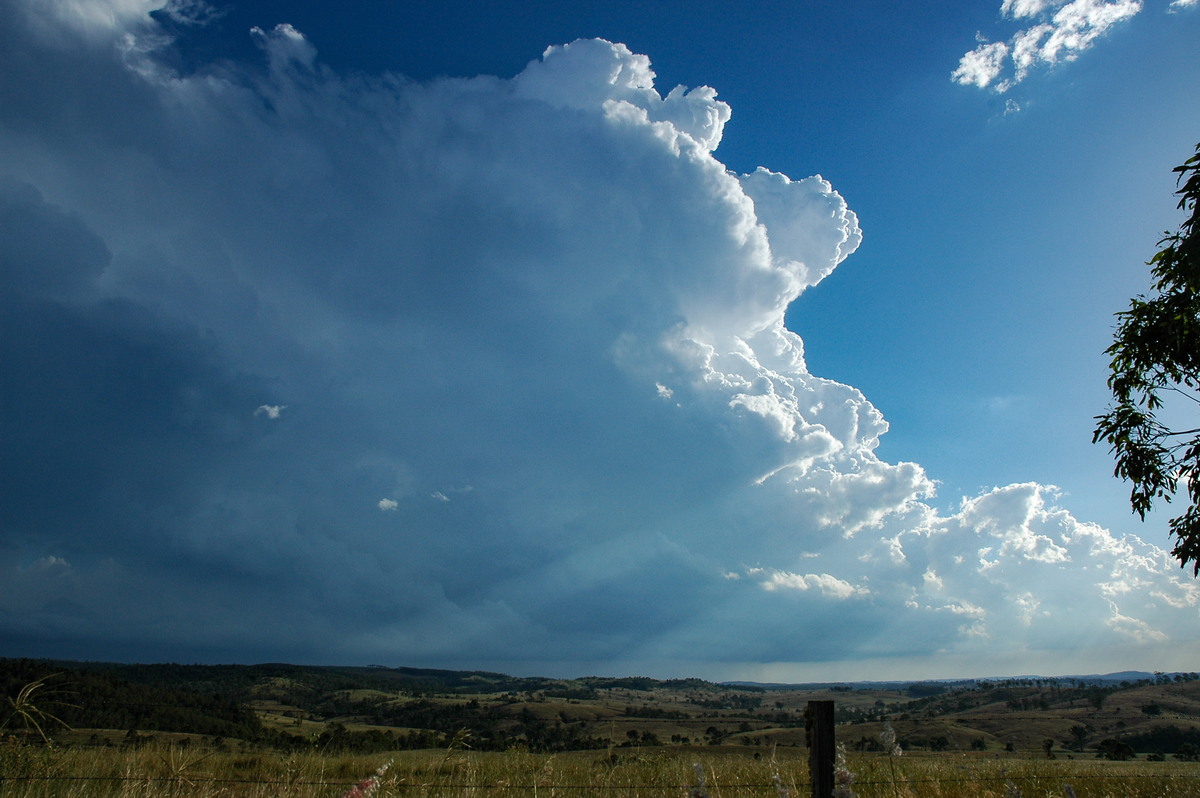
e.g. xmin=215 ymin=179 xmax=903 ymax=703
xmin=3 ymin=739 xmax=1199 ymax=798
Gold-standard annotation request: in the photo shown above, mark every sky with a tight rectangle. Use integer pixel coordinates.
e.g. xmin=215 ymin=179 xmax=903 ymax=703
xmin=2 ymin=0 xmax=1199 ymax=683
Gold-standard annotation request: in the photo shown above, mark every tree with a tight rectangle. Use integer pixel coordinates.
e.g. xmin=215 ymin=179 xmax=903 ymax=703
xmin=1069 ymin=724 xmax=1089 ymax=752
xmin=1097 ymin=738 xmax=1135 ymax=761
xmin=1094 ymin=141 xmax=1200 ymax=574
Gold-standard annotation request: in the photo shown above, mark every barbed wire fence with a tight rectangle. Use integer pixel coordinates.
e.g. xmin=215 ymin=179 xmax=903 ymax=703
xmin=4 ymin=700 xmax=1200 ymax=797
xmin=3 ymin=771 xmax=1200 ymax=794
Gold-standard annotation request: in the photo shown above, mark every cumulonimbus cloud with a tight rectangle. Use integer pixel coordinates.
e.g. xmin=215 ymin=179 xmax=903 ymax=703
xmin=1 ymin=0 xmax=1196 ymax=675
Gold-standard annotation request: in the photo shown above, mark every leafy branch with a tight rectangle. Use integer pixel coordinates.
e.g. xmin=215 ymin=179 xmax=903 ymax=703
xmin=1095 ymin=141 xmax=1200 ymax=574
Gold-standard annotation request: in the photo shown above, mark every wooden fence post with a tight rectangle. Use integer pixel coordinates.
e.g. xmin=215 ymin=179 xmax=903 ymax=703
xmin=806 ymin=700 xmax=835 ymax=798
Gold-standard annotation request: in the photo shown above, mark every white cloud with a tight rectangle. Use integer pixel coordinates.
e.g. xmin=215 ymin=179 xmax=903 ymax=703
xmin=44 ymin=0 xmax=162 ymax=33
xmin=937 ymin=600 xmax=989 ymax=638
xmin=250 ymin=23 xmax=318 ymax=73
xmin=0 ymin=6 xmax=1195 ymax=675
xmin=952 ymin=40 xmax=1011 ymax=89
xmin=954 ymin=0 xmax=1142 ymax=91
xmin=849 ymin=482 xmax=1198 ymax=654
xmin=159 ymin=0 xmax=223 ymax=26
xmin=1106 ymin=601 xmax=1168 ymax=643
xmin=1003 ymin=0 xmax=1056 ymax=16
xmin=29 ymin=555 xmax=73 ymax=572
xmin=1042 ymin=0 xmax=1143 ymax=60
xmin=514 ymin=39 xmax=730 ymax=155
xmin=958 ymin=484 xmax=1071 ymax=563
xmin=1014 ymin=592 xmax=1042 ymax=624
xmin=753 ymin=569 xmax=870 ymax=599
xmin=739 ymin=168 xmax=862 ymax=294
xmin=1010 ymin=23 xmax=1056 ymax=83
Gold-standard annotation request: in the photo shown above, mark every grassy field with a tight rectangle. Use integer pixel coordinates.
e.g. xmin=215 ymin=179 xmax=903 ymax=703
xmin=7 ymin=660 xmax=1200 ymax=757
xmin=5 ymin=663 xmax=1200 ymax=796
xmin=3 ymin=739 xmax=1199 ymax=798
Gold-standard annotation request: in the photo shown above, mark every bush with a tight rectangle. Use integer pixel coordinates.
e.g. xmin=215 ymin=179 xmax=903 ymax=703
xmin=1096 ymin=738 xmax=1135 ymax=761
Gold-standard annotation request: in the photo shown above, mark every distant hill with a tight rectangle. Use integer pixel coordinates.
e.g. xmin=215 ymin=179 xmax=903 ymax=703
xmin=723 ymin=671 xmax=1166 ymax=691
xmin=4 ymin=658 xmax=1197 ymax=756
xmin=11 ymin=659 xmax=729 ymax=696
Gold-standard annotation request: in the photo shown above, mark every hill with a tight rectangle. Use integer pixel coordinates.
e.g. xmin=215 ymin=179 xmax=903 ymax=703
xmin=3 ymin=658 xmax=1198 ymax=757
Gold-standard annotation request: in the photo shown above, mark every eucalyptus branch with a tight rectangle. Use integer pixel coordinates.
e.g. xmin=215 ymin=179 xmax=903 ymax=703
xmin=1096 ymin=140 xmax=1200 ymax=576
xmin=1162 ymin=384 xmax=1200 ymax=406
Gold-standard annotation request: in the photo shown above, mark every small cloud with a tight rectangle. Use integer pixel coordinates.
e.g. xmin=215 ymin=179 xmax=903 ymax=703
xmin=931 ymin=600 xmax=988 ymax=638
xmin=377 ymin=498 xmax=398 ymax=511
xmin=960 ymin=622 xmax=991 ymax=638
xmin=25 ymin=555 xmax=71 ymax=573
xmin=952 ymin=39 xmax=1011 ymax=89
xmin=1106 ymin=600 xmax=1167 ymax=642
xmin=655 ymin=382 xmax=674 ymax=399
xmin=954 ymin=0 xmax=1143 ymax=92
xmin=941 ymin=600 xmax=986 ymax=618
xmin=159 ymin=0 xmax=225 ymax=26
xmin=1003 ymin=0 xmax=1055 ymax=17
xmin=430 ymin=486 xmax=473 ymax=502
xmin=1015 ymin=591 xmax=1042 ymax=624
xmin=753 ymin=568 xmax=871 ymax=599
xmin=1169 ymin=0 xmax=1197 ymax=9
xmin=254 ymin=404 xmax=286 ymax=419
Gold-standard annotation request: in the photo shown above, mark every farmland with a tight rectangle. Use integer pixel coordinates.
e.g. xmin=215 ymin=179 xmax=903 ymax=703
xmin=3 ymin=659 xmax=1200 ymax=796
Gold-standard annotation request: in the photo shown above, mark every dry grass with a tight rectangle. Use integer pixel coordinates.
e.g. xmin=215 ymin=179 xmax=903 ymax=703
xmin=1 ymin=738 xmax=1198 ymax=798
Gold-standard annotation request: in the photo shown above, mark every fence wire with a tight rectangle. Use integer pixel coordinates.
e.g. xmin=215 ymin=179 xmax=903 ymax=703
xmin=3 ymin=772 xmax=1200 ymax=787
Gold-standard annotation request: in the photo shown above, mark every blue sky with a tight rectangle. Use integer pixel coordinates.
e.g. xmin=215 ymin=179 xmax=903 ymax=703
xmin=2 ymin=0 xmax=1199 ymax=681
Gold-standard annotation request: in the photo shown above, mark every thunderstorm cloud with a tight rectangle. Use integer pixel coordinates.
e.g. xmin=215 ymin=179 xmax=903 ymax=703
xmin=1 ymin=0 xmax=1196 ymax=677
